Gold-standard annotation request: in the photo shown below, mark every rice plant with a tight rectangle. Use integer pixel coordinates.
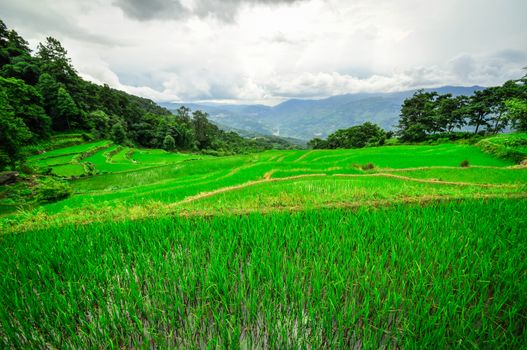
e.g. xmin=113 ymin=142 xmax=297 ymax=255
xmin=0 ymin=199 xmax=525 ymax=348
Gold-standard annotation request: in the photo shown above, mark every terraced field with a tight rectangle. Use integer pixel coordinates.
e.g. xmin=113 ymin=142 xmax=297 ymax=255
xmin=2 ymin=142 xmax=525 ymax=232
xmin=27 ymin=140 xmax=205 ymax=177
xmin=1 ymin=140 xmax=526 ymax=348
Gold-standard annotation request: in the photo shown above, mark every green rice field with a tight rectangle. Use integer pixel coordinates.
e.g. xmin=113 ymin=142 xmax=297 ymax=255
xmin=1 ymin=139 xmax=526 ymax=348
xmin=1 ymin=200 xmax=526 ymax=348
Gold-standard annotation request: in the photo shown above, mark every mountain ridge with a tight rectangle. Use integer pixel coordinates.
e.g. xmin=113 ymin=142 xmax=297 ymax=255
xmin=160 ymin=86 xmax=484 ymax=140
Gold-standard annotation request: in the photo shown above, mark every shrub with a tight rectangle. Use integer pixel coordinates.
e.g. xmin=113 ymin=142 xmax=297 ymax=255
xmin=111 ymin=123 xmax=126 ymax=144
xmin=362 ymin=163 xmax=375 ymax=170
xmin=35 ymin=178 xmax=71 ymax=203
xmin=163 ymin=135 xmax=176 ymax=151
xmin=476 ymin=138 xmax=527 ymax=163
xmin=19 ymin=163 xmax=34 ymax=174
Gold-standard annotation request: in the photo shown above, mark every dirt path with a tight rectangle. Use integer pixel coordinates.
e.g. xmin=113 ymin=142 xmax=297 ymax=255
xmin=7 ymin=192 xmax=525 ymax=235
xmin=176 ymin=192 xmax=527 ymax=217
xmin=173 ymin=174 xmax=327 ymax=205
xmin=333 ymin=173 xmax=520 ymax=188
xmin=226 ymin=163 xmax=257 ymax=177
xmin=379 ymin=165 xmax=526 ymax=172
xmin=293 ymin=150 xmax=315 ymax=163
xmin=263 ymin=170 xmax=275 ymax=180
xmin=174 ymin=172 xmax=520 ymax=207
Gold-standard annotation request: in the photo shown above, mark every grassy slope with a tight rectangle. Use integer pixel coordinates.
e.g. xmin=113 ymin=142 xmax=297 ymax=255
xmin=1 ymin=139 xmax=526 ymax=347
xmin=2 ymin=142 xmax=525 ymax=232
xmin=1 ymin=199 xmax=525 ymax=348
xmin=26 ymin=140 xmax=206 ymax=177
xmin=477 ymin=133 xmax=527 ymax=163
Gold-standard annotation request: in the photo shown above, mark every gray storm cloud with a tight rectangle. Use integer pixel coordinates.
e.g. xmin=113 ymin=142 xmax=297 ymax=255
xmin=113 ymin=0 xmax=186 ymax=21
xmin=113 ymin=0 xmax=307 ymax=21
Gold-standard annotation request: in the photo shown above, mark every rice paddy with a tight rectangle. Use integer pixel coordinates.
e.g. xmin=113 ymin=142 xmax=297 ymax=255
xmin=26 ymin=140 xmax=205 ymax=177
xmin=1 ymin=199 xmax=526 ymax=348
xmin=1 ymin=140 xmax=526 ymax=347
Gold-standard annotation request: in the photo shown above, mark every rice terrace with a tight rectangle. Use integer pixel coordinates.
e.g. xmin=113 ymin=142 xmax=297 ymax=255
xmin=2 ymin=133 xmax=527 ymax=348
xmin=1 ymin=2 xmax=527 ymax=349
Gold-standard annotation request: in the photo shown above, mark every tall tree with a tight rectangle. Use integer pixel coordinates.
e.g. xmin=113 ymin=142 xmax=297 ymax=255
xmin=171 ymin=122 xmax=195 ymax=149
xmin=307 ymin=137 xmax=328 ymax=149
xmin=0 ymin=20 xmax=8 ymax=49
xmin=0 ymin=90 xmax=31 ymax=169
xmin=397 ymin=90 xmax=438 ymax=141
xmin=111 ymin=122 xmax=126 ymax=144
xmin=86 ymin=110 xmax=110 ymax=137
xmin=36 ymin=73 xmax=60 ymax=121
xmin=1 ymin=57 xmax=40 ymax=85
xmin=505 ymin=98 xmax=527 ymax=131
xmin=434 ymin=94 xmax=467 ymax=132
xmin=0 ymin=21 xmax=39 ymax=84
xmin=466 ymin=90 xmax=493 ymax=134
xmin=0 ymin=77 xmax=51 ymax=140
xmin=192 ymin=111 xmax=218 ymax=149
xmin=56 ymin=86 xmax=80 ymax=130
xmin=36 ymin=37 xmax=77 ymax=85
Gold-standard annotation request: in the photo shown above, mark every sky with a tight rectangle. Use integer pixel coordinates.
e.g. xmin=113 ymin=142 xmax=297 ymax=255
xmin=1 ymin=0 xmax=526 ymax=105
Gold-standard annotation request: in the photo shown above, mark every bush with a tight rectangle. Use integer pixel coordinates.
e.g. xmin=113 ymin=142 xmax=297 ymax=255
xmin=19 ymin=163 xmax=34 ymax=174
xmin=362 ymin=163 xmax=375 ymax=170
xmin=476 ymin=138 xmax=527 ymax=163
xmin=111 ymin=123 xmax=126 ymax=144
xmin=35 ymin=178 xmax=71 ymax=203
xmin=163 ymin=134 xmax=176 ymax=151
xmin=328 ymin=123 xmax=386 ymax=149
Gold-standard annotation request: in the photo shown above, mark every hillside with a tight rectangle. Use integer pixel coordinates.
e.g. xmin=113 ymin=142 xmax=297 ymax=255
xmin=0 ymin=20 xmax=302 ymax=174
xmin=2 ymin=139 xmax=525 ymax=230
xmin=161 ymin=86 xmax=483 ymax=140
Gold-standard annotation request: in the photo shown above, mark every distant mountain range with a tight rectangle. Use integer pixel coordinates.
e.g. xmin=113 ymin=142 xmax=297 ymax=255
xmin=160 ymin=86 xmax=483 ymax=140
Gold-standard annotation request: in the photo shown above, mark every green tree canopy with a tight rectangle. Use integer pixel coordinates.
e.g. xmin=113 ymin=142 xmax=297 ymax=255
xmin=0 ymin=76 xmax=50 ymax=141
xmin=307 ymin=137 xmax=328 ymax=149
xmin=309 ymin=122 xmax=386 ymax=149
xmin=397 ymin=90 xmax=439 ymax=141
xmin=192 ymin=110 xmax=219 ymax=150
xmin=163 ymin=134 xmax=176 ymax=151
xmin=36 ymin=73 xmax=60 ymax=121
xmin=36 ymin=37 xmax=77 ymax=85
xmin=111 ymin=122 xmax=126 ymax=144
xmin=506 ymin=98 xmax=527 ymax=131
xmin=327 ymin=122 xmax=386 ymax=149
xmin=434 ymin=94 xmax=467 ymax=132
xmin=0 ymin=90 xmax=32 ymax=169
xmin=56 ymin=86 xmax=80 ymax=130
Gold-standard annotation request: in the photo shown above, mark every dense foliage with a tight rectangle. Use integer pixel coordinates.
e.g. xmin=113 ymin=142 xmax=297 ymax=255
xmin=397 ymin=77 xmax=527 ymax=141
xmin=0 ymin=20 xmax=292 ymax=171
xmin=309 ymin=76 xmax=527 ymax=148
xmin=308 ymin=122 xmax=387 ymax=149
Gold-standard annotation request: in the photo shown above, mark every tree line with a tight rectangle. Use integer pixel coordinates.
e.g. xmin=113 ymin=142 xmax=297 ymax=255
xmin=309 ymin=75 xmax=527 ymax=149
xmin=0 ymin=20 xmax=291 ymax=171
xmin=397 ymin=78 xmax=527 ymax=142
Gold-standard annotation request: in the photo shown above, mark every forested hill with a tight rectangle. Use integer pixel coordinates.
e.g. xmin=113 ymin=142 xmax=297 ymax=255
xmin=161 ymin=86 xmax=484 ymax=140
xmin=0 ymin=20 xmax=299 ymax=171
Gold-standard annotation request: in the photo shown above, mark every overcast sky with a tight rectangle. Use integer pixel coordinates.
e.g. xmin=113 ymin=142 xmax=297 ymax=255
xmin=1 ymin=0 xmax=526 ymax=105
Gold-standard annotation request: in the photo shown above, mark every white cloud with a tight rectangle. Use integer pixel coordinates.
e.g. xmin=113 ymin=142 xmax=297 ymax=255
xmin=1 ymin=0 xmax=526 ymax=104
